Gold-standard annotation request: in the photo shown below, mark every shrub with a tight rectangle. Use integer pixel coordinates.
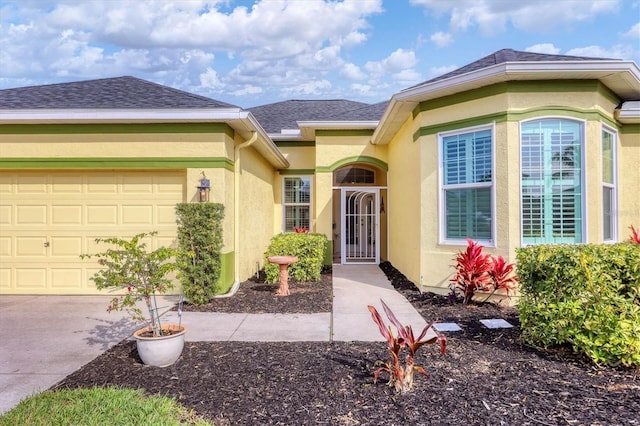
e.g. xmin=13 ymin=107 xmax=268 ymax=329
xmin=450 ymin=238 xmax=518 ymax=304
xmin=368 ymin=299 xmax=446 ymax=393
xmin=264 ymin=233 xmax=328 ymax=284
xmin=517 ymin=243 xmax=640 ymax=367
xmin=175 ymin=203 xmax=225 ymax=304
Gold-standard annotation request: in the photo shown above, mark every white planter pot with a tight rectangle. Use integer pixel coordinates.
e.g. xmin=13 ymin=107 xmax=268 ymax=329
xmin=133 ymin=324 xmax=186 ymax=367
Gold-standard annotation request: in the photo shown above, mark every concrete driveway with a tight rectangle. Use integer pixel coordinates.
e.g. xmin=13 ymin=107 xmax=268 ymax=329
xmin=0 ymin=295 xmax=145 ymax=414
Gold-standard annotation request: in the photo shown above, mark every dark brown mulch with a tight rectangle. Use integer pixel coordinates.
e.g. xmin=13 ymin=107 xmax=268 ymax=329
xmin=177 ymin=268 xmax=333 ymax=314
xmin=54 ymin=263 xmax=640 ymax=425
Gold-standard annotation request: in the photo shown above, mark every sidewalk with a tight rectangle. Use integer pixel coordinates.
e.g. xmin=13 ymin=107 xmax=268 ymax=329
xmin=162 ymin=264 xmax=428 ymax=342
xmin=0 ymin=264 xmax=426 ymax=414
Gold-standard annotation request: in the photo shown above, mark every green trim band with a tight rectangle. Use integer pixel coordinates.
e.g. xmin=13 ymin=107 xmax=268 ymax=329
xmin=274 ymin=141 xmax=316 ymax=147
xmin=279 ymin=169 xmax=316 ymax=176
xmin=413 ymin=107 xmax=619 ymax=141
xmin=413 ymin=112 xmax=507 ymax=140
xmin=0 ymin=157 xmax=235 ymax=171
xmin=316 ymin=155 xmax=388 ymax=173
xmin=0 ymin=122 xmax=235 ymax=137
xmin=414 ymin=80 xmax=618 ymax=115
xmin=316 ymin=129 xmax=375 ymax=137
xmin=216 ymin=251 xmax=235 ymax=294
xmin=620 ymin=124 xmax=640 ymax=134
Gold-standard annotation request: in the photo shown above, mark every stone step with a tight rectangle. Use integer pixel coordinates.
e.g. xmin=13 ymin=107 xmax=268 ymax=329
xmin=433 ymin=318 xmax=513 ymax=333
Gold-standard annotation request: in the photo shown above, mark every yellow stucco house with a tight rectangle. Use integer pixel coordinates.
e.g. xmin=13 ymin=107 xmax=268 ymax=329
xmin=1 ymin=49 xmax=639 ymax=296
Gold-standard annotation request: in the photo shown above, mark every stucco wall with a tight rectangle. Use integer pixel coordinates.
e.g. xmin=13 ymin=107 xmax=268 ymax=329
xmin=619 ymin=128 xmax=640 ymax=238
xmin=236 ymin=142 xmax=277 ymax=281
xmin=386 ymin=116 xmax=422 ymax=285
xmin=0 ymin=124 xmax=232 ymax=158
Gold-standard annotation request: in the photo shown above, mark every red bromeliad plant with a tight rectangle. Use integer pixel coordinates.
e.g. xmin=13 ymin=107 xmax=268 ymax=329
xmin=483 ymin=255 xmax=519 ymax=302
xmin=293 ymin=226 xmax=308 ymax=233
xmin=450 ymin=238 xmax=493 ymax=304
xmin=451 ymin=238 xmax=518 ymax=304
xmin=629 ymin=225 xmax=640 ymax=244
xmin=368 ymin=299 xmax=446 ymax=393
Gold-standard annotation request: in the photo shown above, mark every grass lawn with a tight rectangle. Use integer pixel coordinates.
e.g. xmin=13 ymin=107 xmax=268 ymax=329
xmin=0 ymin=387 xmax=212 ymax=426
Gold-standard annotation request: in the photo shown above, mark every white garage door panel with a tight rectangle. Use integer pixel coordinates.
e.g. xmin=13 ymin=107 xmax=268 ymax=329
xmin=0 ymin=171 xmax=185 ymax=294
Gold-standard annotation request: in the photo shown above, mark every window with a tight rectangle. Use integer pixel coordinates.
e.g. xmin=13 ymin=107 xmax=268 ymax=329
xmin=334 ymin=166 xmax=375 ymax=185
xmin=282 ymin=176 xmax=311 ymax=232
xmin=602 ymin=126 xmax=617 ymax=242
xmin=521 ymin=118 xmax=583 ymax=244
xmin=440 ymin=126 xmax=493 ymax=243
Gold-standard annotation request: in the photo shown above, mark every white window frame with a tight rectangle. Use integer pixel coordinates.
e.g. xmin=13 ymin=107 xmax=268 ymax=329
xmin=281 ymin=175 xmax=312 ymax=232
xmin=519 ymin=117 xmax=587 ymax=246
xmin=438 ymin=123 xmax=496 ymax=246
xmin=601 ymin=124 xmax=618 ymax=243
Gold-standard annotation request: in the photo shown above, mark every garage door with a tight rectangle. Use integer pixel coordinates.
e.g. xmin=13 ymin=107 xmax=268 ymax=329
xmin=0 ymin=171 xmax=185 ymax=294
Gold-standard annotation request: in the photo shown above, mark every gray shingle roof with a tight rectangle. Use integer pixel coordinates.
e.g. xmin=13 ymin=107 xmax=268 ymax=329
xmin=410 ymin=48 xmax=616 ymax=88
xmin=247 ymin=99 xmax=372 ymax=133
xmin=323 ymin=100 xmax=389 ymax=121
xmin=0 ymin=76 xmax=238 ymax=109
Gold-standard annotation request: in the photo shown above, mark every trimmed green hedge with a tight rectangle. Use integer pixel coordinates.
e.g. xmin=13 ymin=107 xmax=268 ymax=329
xmin=175 ymin=202 xmax=224 ymax=305
xmin=264 ymin=233 xmax=328 ymax=284
xmin=516 ymin=243 xmax=640 ymax=367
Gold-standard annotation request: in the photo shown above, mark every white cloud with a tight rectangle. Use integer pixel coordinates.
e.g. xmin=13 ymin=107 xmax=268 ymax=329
xmin=349 ymin=83 xmax=374 ymax=96
xmin=0 ymin=0 xmax=385 ymax=102
xmin=200 ymin=68 xmax=224 ymax=91
xmin=340 ymin=63 xmax=366 ymax=81
xmin=282 ymin=79 xmax=332 ymax=97
xmin=392 ymin=69 xmax=422 ymax=86
xmin=621 ymin=22 xmax=640 ymax=39
xmin=525 ymin=44 xmax=561 ymax=55
xmin=566 ymin=45 xmax=632 ymax=60
xmin=430 ymin=31 xmax=453 ymax=48
xmin=365 ymin=49 xmax=417 ymax=76
xmin=410 ymin=0 xmax=622 ymax=35
xmin=232 ymin=85 xmax=263 ymax=96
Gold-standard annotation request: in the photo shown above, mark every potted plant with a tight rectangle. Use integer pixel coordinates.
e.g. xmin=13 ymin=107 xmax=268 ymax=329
xmin=81 ymin=231 xmax=186 ymax=367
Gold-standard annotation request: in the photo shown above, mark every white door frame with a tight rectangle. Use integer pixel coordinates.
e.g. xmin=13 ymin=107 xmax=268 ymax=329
xmin=340 ymin=187 xmax=379 ymax=264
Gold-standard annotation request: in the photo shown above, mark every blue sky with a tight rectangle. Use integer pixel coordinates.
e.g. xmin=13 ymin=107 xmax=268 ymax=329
xmin=1 ymin=0 xmax=638 ymax=107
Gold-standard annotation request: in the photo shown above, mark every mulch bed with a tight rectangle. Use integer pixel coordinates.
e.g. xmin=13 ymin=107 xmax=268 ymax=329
xmin=54 ymin=262 xmax=640 ymax=425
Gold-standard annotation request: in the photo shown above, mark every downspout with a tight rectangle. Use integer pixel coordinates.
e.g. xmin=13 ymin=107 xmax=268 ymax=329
xmin=215 ymin=131 xmax=258 ymax=298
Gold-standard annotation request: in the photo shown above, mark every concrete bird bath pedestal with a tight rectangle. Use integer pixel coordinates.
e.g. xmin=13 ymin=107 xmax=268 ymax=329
xmin=267 ymin=255 xmax=299 ymax=296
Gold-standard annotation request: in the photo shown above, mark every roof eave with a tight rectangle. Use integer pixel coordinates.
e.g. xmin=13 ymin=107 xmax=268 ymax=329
xmin=614 ymin=101 xmax=640 ymax=124
xmin=240 ymin=112 xmax=290 ymax=169
xmin=0 ymin=108 xmax=245 ymax=123
xmin=296 ymin=120 xmax=379 ymax=140
xmin=372 ymin=60 xmax=640 ymax=145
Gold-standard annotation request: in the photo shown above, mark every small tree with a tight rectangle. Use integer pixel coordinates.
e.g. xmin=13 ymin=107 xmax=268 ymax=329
xmin=81 ymin=232 xmax=178 ymax=337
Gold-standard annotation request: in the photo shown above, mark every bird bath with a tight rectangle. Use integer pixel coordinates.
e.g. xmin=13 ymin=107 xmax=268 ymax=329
xmin=267 ymin=255 xmax=299 ymax=296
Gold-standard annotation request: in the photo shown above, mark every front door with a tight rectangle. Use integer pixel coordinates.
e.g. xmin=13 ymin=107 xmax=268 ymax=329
xmin=341 ymin=188 xmax=379 ymax=264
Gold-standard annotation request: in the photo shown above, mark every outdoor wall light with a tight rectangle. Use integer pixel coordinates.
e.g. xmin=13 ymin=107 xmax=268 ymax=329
xmin=197 ymin=173 xmax=210 ymax=202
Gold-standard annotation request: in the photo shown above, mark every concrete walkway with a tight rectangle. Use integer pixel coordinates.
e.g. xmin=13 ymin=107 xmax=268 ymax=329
xmin=0 ymin=264 xmax=426 ymax=414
